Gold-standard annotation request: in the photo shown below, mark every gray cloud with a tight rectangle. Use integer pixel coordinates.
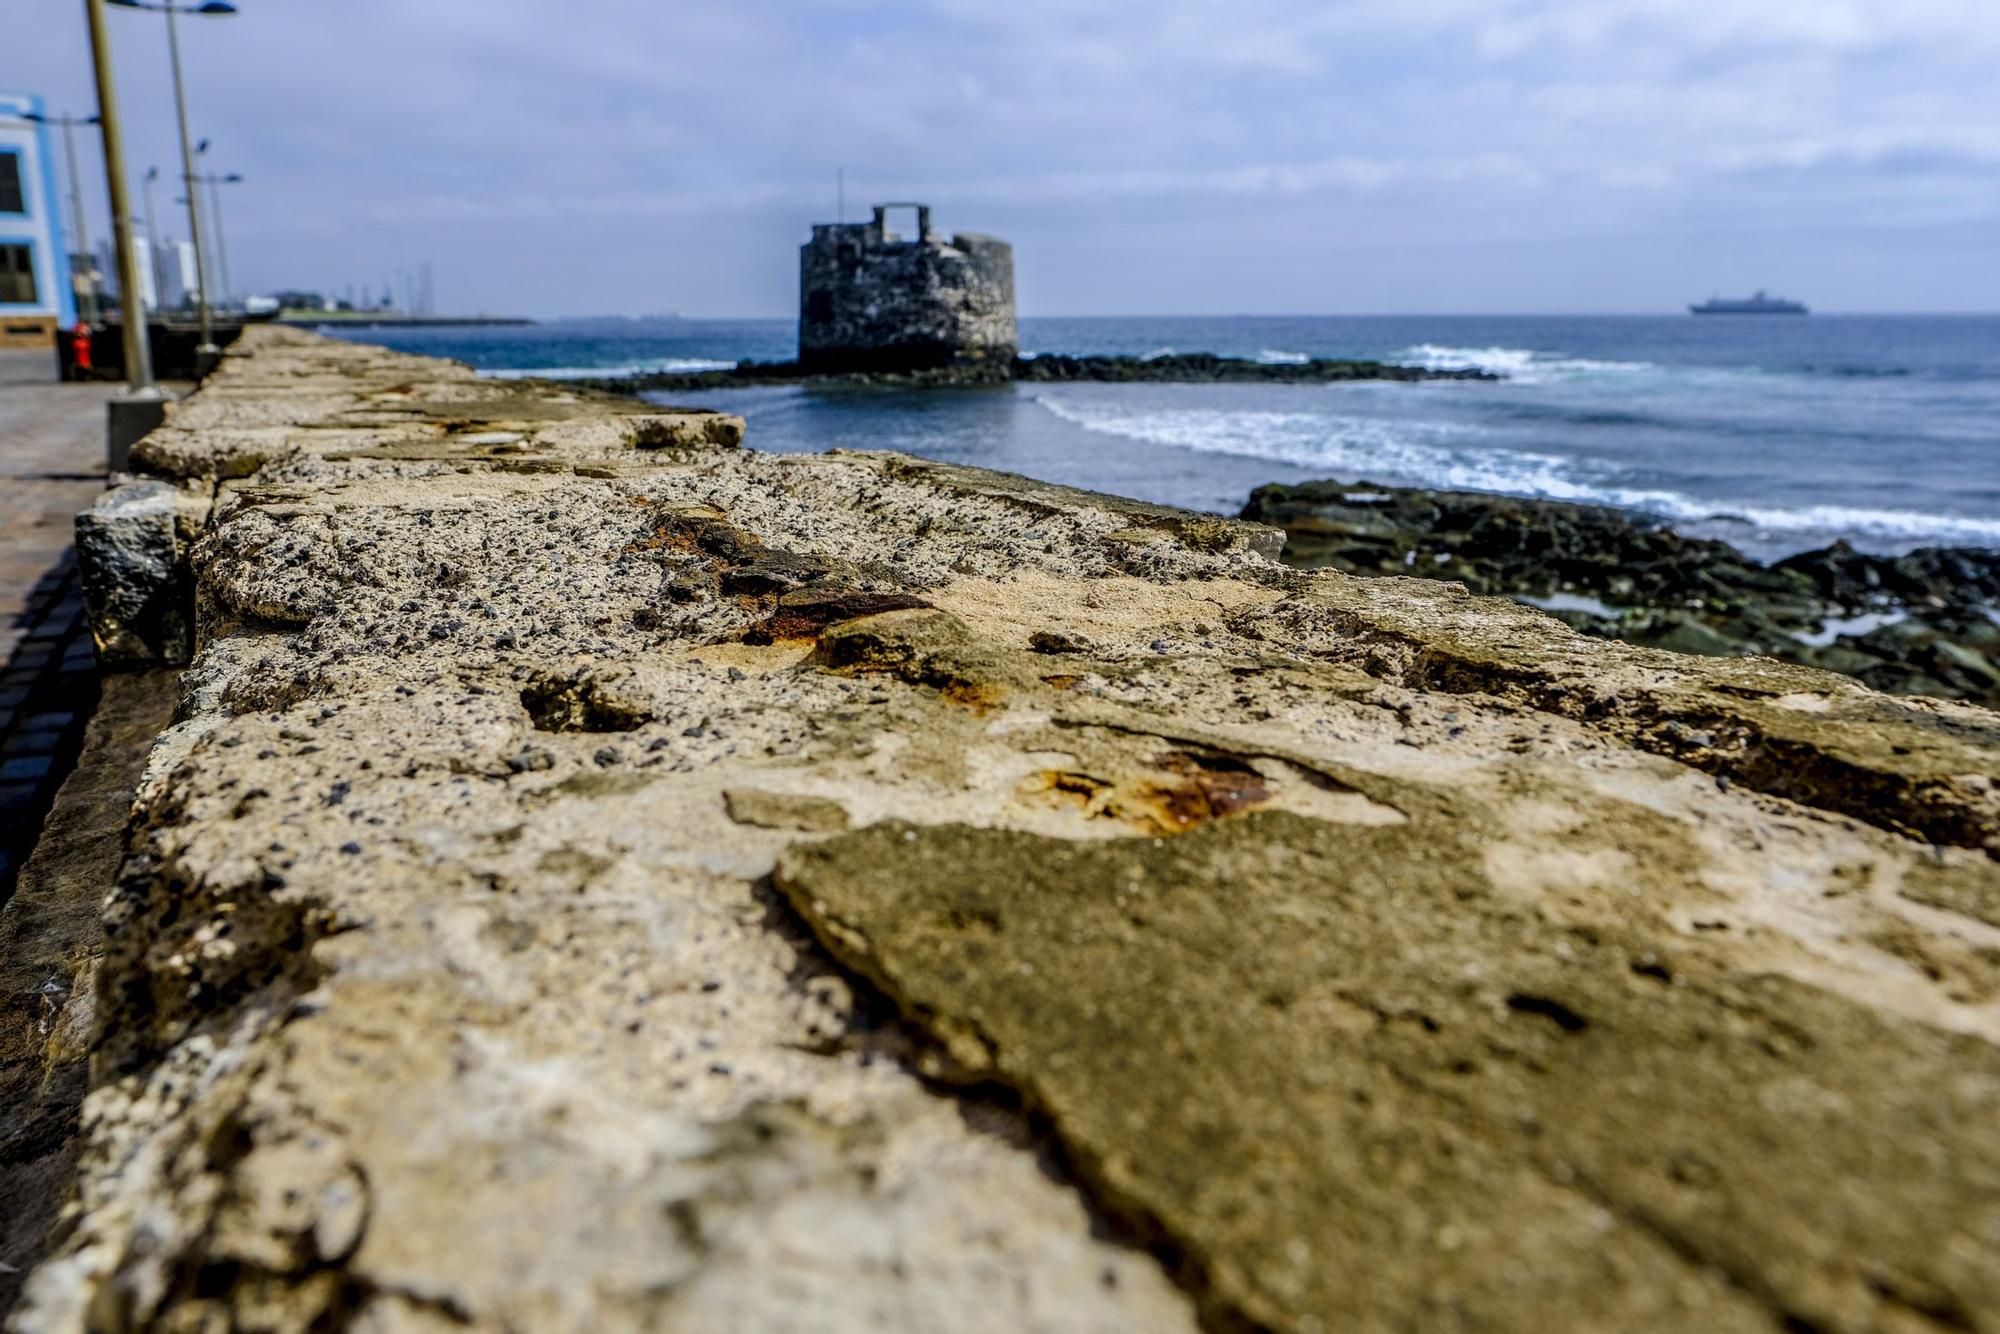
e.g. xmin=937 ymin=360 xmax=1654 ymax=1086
xmin=12 ymin=0 xmax=1999 ymax=314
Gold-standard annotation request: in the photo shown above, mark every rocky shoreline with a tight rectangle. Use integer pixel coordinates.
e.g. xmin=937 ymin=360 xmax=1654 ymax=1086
xmin=576 ymin=351 xmax=1493 ymax=394
xmin=1244 ymin=478 xmax=2000 ymax=705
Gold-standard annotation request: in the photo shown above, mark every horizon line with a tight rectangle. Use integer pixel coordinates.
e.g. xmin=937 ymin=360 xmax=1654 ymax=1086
xmin=503 ymin=309 xmax=2000 ymax=323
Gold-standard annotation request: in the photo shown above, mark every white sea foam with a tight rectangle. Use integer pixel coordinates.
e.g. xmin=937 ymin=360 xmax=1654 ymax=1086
xmin=1138 ymin=346 xmax=1177 ymax=362
xmin=1516 ymin=592 xmax=1625 ymax=618
xmin=1031 ymin=394 xmax=2000 ymax=547
xmin=482 ymin=358 xmax=736 ymax=380
xmin=1393 ymin=344 xmax=1652 ymax=384
xmin=1397 ymin=344 xmax=1537 ymax=376
xmin=1677 ymin=502 xmax=2000 ymax=545
xmin=1797 ymin=610 xmax=1908 ymax=648
xmin=1256 ymin=349 xmax=1310 ymax=365
xmin=1034 ymin=396 xmax=1582 ymax=494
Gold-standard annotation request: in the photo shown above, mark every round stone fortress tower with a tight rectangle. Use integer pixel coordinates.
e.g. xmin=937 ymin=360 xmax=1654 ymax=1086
xmin=799 ymin=203 xmax=1016 ymax=374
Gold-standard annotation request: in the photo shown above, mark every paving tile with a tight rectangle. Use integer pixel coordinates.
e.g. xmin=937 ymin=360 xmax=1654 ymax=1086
xmin=0 ymin=754 xmax=56 ymax=781
xmin=1 ymin=728 xmax=64 ymax=755
xmin=22 ymin=710 xmax=78 ymax=731
xmin=0 ymin=349 xmax=117 ymax=898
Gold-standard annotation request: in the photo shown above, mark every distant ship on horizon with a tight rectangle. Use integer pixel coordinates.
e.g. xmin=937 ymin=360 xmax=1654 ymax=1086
xmin=1690 ymin=290 xmax=1809 ymax=315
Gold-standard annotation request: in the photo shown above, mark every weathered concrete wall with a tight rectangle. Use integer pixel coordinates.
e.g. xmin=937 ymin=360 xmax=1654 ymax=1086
xmin=15 ymin=326 xmax=2000 ymax=1332
xmin=799 ymin=204 xmax=1015 ymax=373
xmin=0 ymin=672 xmax=178 ymax=1318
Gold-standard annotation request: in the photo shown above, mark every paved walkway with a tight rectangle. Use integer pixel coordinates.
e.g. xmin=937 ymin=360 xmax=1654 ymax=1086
xmin=0 ymin=350 xmax=115 ymax=902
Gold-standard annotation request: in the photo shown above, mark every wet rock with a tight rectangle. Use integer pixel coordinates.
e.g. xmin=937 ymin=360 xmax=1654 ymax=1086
xmin=577 ymin=352 xmax=1491 ymax=394
xmin=1012 ymin=352 xmax=1494 ymax=384
xmin=1244 ymin=478 xmax=2000 ymax=705
xmin=1779 ymin=540 xmax=2000 ymax=610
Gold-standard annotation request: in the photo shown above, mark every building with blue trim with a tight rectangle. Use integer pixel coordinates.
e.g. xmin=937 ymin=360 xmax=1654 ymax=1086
xmin=0 ymin=91 xmax=77 ymax=349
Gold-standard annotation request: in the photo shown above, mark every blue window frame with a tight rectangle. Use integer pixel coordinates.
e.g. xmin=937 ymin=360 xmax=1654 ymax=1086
xmin=0 ymin=240 xmax=37 ymax=304
xmin=0 ymin=149 xmax=25 ymax=215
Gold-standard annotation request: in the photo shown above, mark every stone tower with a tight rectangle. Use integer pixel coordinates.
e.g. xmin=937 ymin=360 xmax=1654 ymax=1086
xmin=798 ymin=203 xmax=1016 ymax=374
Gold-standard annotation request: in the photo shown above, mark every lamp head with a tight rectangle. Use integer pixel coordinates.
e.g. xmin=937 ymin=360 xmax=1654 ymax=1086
xmin=106 ymin=1 xmax=239 ymax=11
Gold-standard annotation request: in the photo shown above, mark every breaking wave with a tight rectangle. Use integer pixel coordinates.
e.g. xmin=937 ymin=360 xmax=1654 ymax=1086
xmin=482 ymin=358 xmax=736 ymax=381
xmin=1031 ymin=394 xmax=2000 ymax=547
xmin=1256 ymin=349 xmax=1310 ymax=364
xmin=1394 ymin=344 xmax=1653 ymax=384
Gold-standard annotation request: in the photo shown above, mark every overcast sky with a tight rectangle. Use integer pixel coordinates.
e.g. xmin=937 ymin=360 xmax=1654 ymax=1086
xmin=13 ymin=0 xmax=2000 ymax=316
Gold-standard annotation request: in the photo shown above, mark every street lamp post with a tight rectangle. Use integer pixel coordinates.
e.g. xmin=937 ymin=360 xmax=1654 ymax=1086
xmin=107 ymin=0 xmax=237 ymax=365
xmin=23 ymin=110 xmax=100 ymax=321
xmin=142 ymin=165 xmax=159 ymax=277
xmin=205 ymin=172 xmax=226 ymax=309
xmin=82 ymin=0 xmax=164 ymax=465
xmin=182 ymin=168 xmax=243 ymax=311
xmin=207 ymin=172 xmax=240 ymax=309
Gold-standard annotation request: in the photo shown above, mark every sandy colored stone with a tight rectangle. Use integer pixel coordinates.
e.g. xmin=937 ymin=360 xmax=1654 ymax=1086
xmin=723 ymin=788 xmax=853 ymax=832
xmin=777 ymin=812 xmax=2000 ymax=1332
xmin=12 ymin=327 xmax=1999 ymax=1333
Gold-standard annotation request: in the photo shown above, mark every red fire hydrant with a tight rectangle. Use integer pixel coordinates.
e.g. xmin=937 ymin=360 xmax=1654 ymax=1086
xmin=70 ymin=321 xmax=93 ymax=378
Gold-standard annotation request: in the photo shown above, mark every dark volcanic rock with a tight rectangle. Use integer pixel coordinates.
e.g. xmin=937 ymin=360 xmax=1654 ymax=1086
xmin=575 ymin=359 xmax=1012 ymax=394
xmin=578 ymin=353 xmax=1489 ymax=395
xmin=1777 ymin=541 xmax=2000 ymax=611
xmin=1243 ymin=478 xmax=2000 ymax=705
xmin=1011 ymin=353 xmax=1493 ymax=384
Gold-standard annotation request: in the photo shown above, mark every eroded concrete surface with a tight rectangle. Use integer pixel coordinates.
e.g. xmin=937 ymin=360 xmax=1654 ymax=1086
xmin=12 ymin=327 xmax=2000 ymax=1332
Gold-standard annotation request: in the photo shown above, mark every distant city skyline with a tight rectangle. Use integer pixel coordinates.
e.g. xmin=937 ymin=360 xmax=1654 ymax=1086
xmin=11 ymin=0 xmax=2000 ymax=318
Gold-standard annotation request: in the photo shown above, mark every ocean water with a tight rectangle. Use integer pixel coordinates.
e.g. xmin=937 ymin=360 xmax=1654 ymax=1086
xmin=332 ymin=314 xmax=2000 ymax=561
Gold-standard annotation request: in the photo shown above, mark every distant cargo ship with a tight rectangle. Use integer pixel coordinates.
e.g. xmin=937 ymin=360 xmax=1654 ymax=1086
xmin=1690 ymin=291 xmax=1808 ymax=315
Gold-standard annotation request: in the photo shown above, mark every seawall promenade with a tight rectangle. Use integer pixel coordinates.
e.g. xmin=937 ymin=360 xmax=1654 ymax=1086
xmin=7 ymin=326 xmax=1998 ymax=1331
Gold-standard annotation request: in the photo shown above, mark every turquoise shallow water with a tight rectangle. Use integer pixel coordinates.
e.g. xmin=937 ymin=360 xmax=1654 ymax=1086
xmin=329 ymin=314 xmax=2000 ymax=560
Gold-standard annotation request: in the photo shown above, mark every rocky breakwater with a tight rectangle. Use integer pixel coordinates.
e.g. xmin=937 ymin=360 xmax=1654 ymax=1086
xmin=1246 ymin=478 xmax=2000 ymax=706
xmin=10 ymin=325 xmax=2000 ymax=1331
xmin=579 ymin=351 xmax=1494 ymax=394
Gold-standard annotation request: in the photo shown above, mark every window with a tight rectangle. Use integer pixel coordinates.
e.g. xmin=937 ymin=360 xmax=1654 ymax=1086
xmin=0 ymin=244 xmax=36 ymax=304
xmin=0 ymin=152 xmax=22 ymax=214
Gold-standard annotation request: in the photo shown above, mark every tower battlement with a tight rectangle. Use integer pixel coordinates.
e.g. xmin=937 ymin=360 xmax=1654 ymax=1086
xmin=798 ymin=202 xmax=1015 ymax=374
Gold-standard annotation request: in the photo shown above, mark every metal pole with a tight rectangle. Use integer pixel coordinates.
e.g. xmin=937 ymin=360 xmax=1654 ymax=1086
xmin=83 ymin=0 xmax=154 ymax=390
xmin=141 ymin=168 xmax=157 ymax=301
xmin=85 ymin=0 xmax=165 ymax=466
xmin=206 ymin=175 xmax=232 ymax=308
xmin=164 ymin=1 xmax=216 ymax=354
